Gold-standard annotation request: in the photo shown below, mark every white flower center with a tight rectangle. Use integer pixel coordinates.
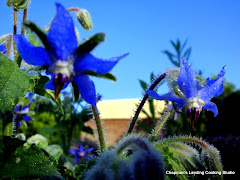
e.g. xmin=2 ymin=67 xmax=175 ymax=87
xmin=79 ymin=152 xmax=85 ymax=157
xmin=49 ymin=60 xmax=74 ymax=78
xmin=185 ymin=97 xmax=205 ymax=111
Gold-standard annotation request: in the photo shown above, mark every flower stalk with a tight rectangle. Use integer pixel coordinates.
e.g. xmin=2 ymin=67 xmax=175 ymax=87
xmin=6 ymin=34 xmax=12 ymax=57
xmin=67 ymin=7 xmax=80 ymax=12
xmin=92 ymin=105 xmax=106 ymax=152
xmin=21 ymin=8 xmax=28 ymax=35
xmin=151 ymin=106 xmax=173 ymax=137
xmin=127 ymin=73 xmax=166 ymax=134
xmin=13 ymin=10 xmax=18 ymax=62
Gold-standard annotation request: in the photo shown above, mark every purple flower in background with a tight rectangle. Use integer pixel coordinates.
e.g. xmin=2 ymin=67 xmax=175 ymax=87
xmin=69 ymin=145 xmax=94 ymax=163
xmin=14 ymin=3 xmax=128 ymax=108
xmin=0 ymin=43 xmax=6 ymax=54
xmin=147 ymin=57 xmax=226 ymax=125
xmin=14 ymin=104 xmax=33 ymax=129
xmin=28 ymin=92 xmax=35 ymax=104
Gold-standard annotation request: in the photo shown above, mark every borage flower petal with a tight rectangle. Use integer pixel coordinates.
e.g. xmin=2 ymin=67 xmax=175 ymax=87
xmin=147 ymin=90 xmax=185 ymax=109
xmin=0 ymin=43 xmax=7 ymax=54
xmin=202 ymin=101 xmax=218 ymax=117
xmin=14 ymin=35 xmax=52 ymax=66
xmin=73 ymin=74 xmax=97 ymax=108
xmin=176 ymin=57 xmax=200 ymax=98
xmin=147 ymin=57 xmax=225 ymax=125
xmin=47 ymin=3 xmax=77 ymax=60
xmin=14 ymin=3 xmax=129 ymax=108
xmin=74 ymin=53 xmax=129 ymax=74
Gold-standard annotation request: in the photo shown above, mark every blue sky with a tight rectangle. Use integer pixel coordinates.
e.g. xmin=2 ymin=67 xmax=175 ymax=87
xmin=1 ymin=0 xmax=240 ymax=100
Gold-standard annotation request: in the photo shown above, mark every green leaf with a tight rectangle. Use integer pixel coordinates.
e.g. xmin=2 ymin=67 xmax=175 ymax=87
xmin=23 ymin=21 xmax=49 ymax=49
xmin=161 ymin=147 xmax=188 ymax=180
xmin=72 ymin=81 xmax=80 ymax=102
xmin=150 ymin=72 xmax=155 ymax=83
xmin=183 ymin=47 xmax=191 ymax=60
xmin=148 ymin=98 xmax=156 ymax=123
xmin=28 ymin=31 xmax=40 ymax=47
xmin=0 ymin=54 xmax=35 ymax=111
xmin=84 ymin=71 xmax=117 ymax=81
xmin=24 ymin=134 xmax=48 ymax=149
xmin=141 ymin=109 xmax=151 ymax=120
xmin=137 ymin=121 xmax=151 ymax=134
xmin=46 ymin=144 xmax=63 ymax=162
xmin=170 ymin=40 xmax=180 ymax=52
xmin=162 ymin=50 xmax=179 ymax=67
xmin=1 ymin=136 xmax=25 ymax=166
xmin=139 ymin=80 xmax=148 ymax=91
xmin=180 ymin=39 xmax=188 ymax=53
xmin=82 ymin=125 xmax=93 ymax=134
xmin=2 ymin=144 xmax=62 ymax=179
xmin=0 ymin=111 xmax=12 ymax=138
xmin=34 ymin=76 xmax=63 ymax=114
xmin=3 ymin=122 xmax=12 ymax=136
xmin=77 ymin=33 xmax=105 ymax=53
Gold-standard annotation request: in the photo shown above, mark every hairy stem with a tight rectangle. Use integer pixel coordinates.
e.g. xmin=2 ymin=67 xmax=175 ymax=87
xmin=92 ymin=105 xmax=106 ymax=152
xmin=152 ymin=107 xmax=173 ymax=137
xmin=13 ymin=10 xmax=18 ymax=62
xmin=127 ymin=73 xmax=166 ymax=134
xmin=6 ymin=34 xmax=12 ymax=57
xmin=67 ymin=8 xmax=80 ymax=12
xmin=21 ymin=8 xmax=28 ymax=35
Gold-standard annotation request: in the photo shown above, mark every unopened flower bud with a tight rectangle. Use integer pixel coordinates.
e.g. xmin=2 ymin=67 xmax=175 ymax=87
xmin=7 ymin=0 xmax=30 ymax=11
xmin=76 ymin=9 xmax=93 ymax=30
xmin=6 ymin=0 xmax=13 ymax=7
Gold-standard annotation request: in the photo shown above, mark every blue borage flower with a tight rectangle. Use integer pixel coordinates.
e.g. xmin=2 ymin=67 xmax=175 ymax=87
xmin=69 ymin=145 xmax=94 ymax=163
xmin=147 ymin=57 xmax=226 ymax=125
xmin=14 ymin=104 xmax=33 ymax=129
xmin=14 ymin=3 xmax=128 ymax=108
xmin=0 ymin=43 xmax=6 ymax=54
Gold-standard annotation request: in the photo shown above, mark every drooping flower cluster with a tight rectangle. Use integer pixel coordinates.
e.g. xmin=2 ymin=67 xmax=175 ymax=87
xmin=147 ymin=57 xmax=226 ymax=125
xmin=69 ymin=145 xmax=94 ymax=163
xmin=14 ymin=3 xmax=128 ymax=108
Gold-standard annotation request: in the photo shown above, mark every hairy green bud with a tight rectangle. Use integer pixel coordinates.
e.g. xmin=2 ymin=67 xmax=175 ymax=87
xmin=6 ymin=0 xmax=30 ymax=11
xmin=76 ymin=9 xmax=93 ymax=30
xmin=6 ymin=0 xmax=13 ymax=7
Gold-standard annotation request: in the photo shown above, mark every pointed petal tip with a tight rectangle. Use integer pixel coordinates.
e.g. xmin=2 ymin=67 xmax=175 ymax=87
xmin=119 ymin=52 xmax=130 ymax=59
xmin=180 ymin=56 xmax=187 ymax=63
xmin=55 ymin=3 xmax=65 ymax=10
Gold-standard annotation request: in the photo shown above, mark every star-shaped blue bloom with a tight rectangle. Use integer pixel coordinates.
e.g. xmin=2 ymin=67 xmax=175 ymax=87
xmin=0 ymin=43 xmax=6 ymax=54
xmin=14 ymin=104 xmax=33 ymax=129
xmin=69 ymin=145 xmax=94 ymax=163
xmin=14 ymin=3 xmax=128 ymax=108
xmin=147 ymin=57 xmax=226 ymax=125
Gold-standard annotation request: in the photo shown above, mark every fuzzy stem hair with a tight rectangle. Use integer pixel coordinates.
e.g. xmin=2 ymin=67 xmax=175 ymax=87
xmin=127 ymin=73 xmax=166 ymax=134
xmin=151 ymin=106 xmax=173 ymax=137
xmin=92 ymin=105 xmax=106 ymax=152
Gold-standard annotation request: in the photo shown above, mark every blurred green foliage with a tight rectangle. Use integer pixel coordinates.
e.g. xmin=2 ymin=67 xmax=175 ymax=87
xmin=20 ymin=92 xmax=94 ymax=154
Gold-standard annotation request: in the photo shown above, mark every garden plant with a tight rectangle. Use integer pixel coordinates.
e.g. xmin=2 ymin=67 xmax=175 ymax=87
xmin=0 ymin=1 xmax=229 ymax=179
